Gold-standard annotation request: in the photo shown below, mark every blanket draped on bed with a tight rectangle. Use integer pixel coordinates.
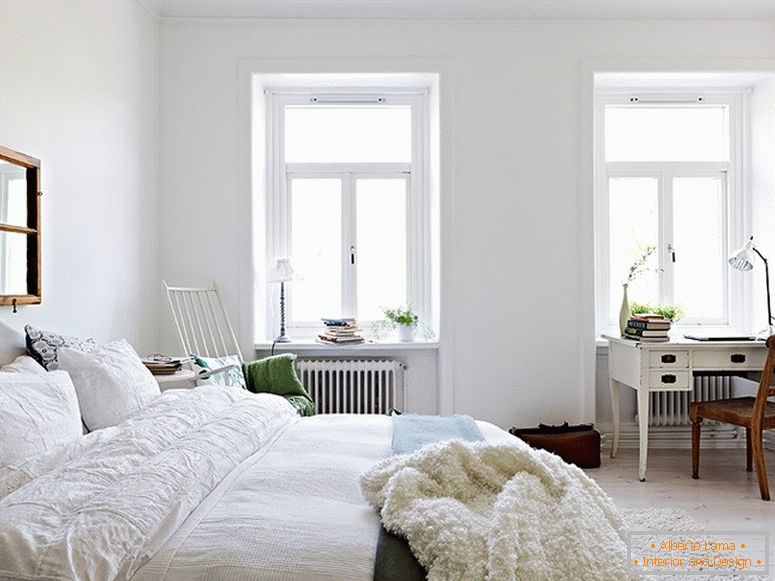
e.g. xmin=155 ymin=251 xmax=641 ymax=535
xmin=242 ymin=354 xmax=315 ymax=416
xmin=361 ymin=437 xmax=634 ymax=581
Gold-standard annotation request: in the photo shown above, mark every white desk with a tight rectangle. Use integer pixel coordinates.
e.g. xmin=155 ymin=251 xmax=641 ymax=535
xmin=604 ymin=334 xmax=768 ymax=482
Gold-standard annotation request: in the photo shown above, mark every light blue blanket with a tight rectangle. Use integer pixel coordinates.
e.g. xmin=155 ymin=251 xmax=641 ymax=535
xmin=391 ymin=413 xmax=484 ymax=455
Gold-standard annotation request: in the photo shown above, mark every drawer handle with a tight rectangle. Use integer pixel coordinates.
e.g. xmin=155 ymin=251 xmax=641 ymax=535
xmin=661 ymin=374 xmax=677 ymax=384
xmin=661 ymin=354 xmax=677 ymax=364
xmin=731 ymin=353 xmax=746 ymax=363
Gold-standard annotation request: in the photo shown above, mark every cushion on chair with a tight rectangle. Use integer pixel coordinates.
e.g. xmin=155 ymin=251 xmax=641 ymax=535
xmin=191 ymin=353 xmax=246 ymax=389
xmin=691 ymin=397 xmax=775 ymax=429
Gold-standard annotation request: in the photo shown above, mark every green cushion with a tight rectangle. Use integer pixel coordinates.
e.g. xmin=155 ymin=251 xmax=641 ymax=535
xmin=242 ymin=354 xmax=315 ymax=416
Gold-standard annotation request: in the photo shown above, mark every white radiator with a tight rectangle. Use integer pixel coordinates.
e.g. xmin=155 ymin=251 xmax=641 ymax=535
xmin=296 ymin=359 xmax=407 ymax=415
xmin=650 ymin=375 xmax=731 ymax=427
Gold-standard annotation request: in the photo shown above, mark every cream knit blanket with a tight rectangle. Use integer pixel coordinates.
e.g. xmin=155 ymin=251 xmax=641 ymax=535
xmin=360 ymin=439 xmax=635 ymax=581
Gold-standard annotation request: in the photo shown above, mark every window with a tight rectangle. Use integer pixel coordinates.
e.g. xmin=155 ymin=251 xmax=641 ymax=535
xmin=266 ymin=90 xmax=430 ymax=334
xmin=595 ymin=93 xmax=745 ymax=330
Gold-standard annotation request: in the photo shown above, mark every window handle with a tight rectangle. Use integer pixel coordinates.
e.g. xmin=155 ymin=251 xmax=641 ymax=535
xmin=350 ymin=245 xmax=356 ymax=265
xmin=668 ymin=243 xmax=676 ymax=263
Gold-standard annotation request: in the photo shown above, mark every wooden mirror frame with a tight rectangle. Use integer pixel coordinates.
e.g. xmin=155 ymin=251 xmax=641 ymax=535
xmin=0 ymin=145 xmax=41 ymax=307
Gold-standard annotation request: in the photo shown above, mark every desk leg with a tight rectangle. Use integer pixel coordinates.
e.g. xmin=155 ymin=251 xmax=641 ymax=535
xmin=637 ymin=386 xmax=650 ymax=482
xmin=610 ymin=378 xmax=620 ymax=458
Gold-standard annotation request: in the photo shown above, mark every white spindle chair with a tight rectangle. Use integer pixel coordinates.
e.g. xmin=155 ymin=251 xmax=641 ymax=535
xmin=162 ymin=281 xmax=244 ymax=383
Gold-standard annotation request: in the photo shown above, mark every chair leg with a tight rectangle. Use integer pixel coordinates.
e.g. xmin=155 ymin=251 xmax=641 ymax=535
xmin=691 ymin=416 xmax=702 ymax=479
xmin=746 ymin=428 xmax=753 ymax=472
xmin=751 ymin=427 xmax=770 ymax=501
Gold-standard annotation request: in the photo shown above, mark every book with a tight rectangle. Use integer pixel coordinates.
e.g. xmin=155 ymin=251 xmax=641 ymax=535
xmin=623 ymin=334 xmax=670 ymax=343
xmin=629 ymin=314 xmax=670 ymax=322
xmin=625 ymin=327 xmax=669 ymax=338
xmin=317 ymin=335 xmax=365 ymax=345
xmin=321 ymin=318 xmax=356 ymax=327
xmin=626 ymin=319 xmax=671 ymax=331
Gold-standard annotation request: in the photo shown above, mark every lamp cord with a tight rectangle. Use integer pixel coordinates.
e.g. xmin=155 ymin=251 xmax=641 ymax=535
xmin=753 ymin=246 xmax=774 ymax=326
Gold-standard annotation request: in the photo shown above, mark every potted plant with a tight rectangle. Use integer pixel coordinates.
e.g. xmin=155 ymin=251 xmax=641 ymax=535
xmin=383 ymin=306 xmax=419 ymax=342
xmin=630 ymin=302 xmax=684 ymax=323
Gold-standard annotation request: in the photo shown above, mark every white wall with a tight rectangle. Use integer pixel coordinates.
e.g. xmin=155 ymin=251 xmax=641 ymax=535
xmin=158 ymin=18 xmax=775 ymax=428
xmin=0 ymin=0 xmax=159 ymax=351
xmin=751 ymin=78 xmax=775 ymax=331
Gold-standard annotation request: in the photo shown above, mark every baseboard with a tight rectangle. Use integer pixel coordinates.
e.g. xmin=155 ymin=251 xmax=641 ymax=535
xmin=597 ymin=422 xmax=753 ymax=450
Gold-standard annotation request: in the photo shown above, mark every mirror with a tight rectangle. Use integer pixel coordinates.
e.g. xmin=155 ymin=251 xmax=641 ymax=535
xmin=0 ymin=146 xmax=41 ymax=307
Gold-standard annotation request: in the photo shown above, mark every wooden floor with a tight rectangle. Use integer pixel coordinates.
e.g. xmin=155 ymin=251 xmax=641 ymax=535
xmin=591 ymin=448 xmax=775 ymax=542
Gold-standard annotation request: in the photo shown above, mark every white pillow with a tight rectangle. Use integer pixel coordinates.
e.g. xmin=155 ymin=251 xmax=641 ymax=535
xmin=0 ymin=370 xmax=82 ymax=466
xmin=1 ymin=355 xmax=47 ymax=375
xmin=0 ymin=321 xmax=26 ymax=367
xmin=58 ymin=339 xmax=160 ymax=431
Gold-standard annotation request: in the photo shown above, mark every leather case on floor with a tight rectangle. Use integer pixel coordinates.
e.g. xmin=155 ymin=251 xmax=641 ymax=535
xmin=509 ymin=422 xmax=601 ymax=468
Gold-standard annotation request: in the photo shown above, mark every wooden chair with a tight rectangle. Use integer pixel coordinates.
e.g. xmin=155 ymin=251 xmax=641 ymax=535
xmin=691 ymin=336 xmax=775 ymax=500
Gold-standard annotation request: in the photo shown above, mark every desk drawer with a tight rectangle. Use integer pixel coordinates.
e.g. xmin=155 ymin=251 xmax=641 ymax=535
xmin=648 ymin=370 xmax=691 ymax=391
xmin=692 ymin=348 xmax=766 ymax=370
xmin=648 ymin=350 xmax=689 ymax=369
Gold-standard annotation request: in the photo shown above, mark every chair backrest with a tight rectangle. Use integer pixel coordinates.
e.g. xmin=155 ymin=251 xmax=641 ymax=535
xmin=163 ymin=281 xmax=243 ymax=363
xmin=753 ymin=336 xmax=775 ymax=422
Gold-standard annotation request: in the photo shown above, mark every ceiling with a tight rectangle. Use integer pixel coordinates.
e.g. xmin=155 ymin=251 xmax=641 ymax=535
xmin=141 ymin=0 xmax=775 ymax=20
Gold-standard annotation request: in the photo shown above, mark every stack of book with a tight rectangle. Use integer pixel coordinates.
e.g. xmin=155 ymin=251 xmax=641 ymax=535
xmin=624 ymin=315 xmax=671 ymax=342
xmin=318 ymin=318 xmax=365 ymax=345
xmin=141 ymin=356 xmax=185 ymax=375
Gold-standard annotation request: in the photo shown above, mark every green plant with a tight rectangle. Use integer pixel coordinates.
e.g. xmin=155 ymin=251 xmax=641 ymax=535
xmin=630 ymin=302 xmax=684 ymax=323
xmin=382 ymin=306 xmax=419 ymax=326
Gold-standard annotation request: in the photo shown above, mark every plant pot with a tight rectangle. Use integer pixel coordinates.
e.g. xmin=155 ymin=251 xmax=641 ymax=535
xmin=397 ymin=324 xmax=416 ymax=342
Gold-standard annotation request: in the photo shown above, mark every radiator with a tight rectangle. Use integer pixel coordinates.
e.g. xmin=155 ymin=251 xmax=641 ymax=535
xmin=296 ymin=359 xmax=407 ymax=415
xmin=649 ymin=375 xmax=731 ymax=427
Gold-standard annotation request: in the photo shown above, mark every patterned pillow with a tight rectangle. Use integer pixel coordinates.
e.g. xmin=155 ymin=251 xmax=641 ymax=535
xmin=191 ymin=353 xmax=246 ymax=389
xmin=25 ymin=325 xmax=96 ymax=371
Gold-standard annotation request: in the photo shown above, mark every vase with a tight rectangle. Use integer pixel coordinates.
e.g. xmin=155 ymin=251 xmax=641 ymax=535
xmin=397 ymin=324 xmax=416 ymax=342
xmin=619 ymin=284 xmax=631 ymax=336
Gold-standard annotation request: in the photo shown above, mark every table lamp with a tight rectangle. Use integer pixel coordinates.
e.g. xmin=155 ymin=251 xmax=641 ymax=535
xmin=268 ymin=257 xmax=295 ymax=343
xmin=728 ymin=236 xmax=774 ymax=336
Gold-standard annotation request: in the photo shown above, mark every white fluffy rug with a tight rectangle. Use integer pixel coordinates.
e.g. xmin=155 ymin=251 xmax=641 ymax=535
xmin=621 ymin=508 xmax=766 ymax=581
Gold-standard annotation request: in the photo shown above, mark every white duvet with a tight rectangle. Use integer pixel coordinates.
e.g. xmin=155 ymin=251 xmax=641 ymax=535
xmin=0 ymin=386 xmax=298 ymax=581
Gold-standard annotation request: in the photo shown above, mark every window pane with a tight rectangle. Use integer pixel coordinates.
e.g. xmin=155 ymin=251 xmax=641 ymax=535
xmin=609 ymin=177 xmax=659 ymax=320
xmin=285 ymin=106 xmax=412 ymax=163
xmin=672 ymin=177 xmax=725 ymax=321
xmin=290 ymin=178 xmax=341 ymax=321
xmin=356 ymin=178 xmax=407 ymax=321
xmin=605 ymin=106 xmax=728 ymax=162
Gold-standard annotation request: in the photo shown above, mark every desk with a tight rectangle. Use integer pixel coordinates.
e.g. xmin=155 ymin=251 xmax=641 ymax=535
xmin=604 ymin=335 xmax=768 ymax=482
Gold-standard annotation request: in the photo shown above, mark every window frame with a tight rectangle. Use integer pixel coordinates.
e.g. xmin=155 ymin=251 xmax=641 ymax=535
xmin=594 ymin=91 xmax=748 ymax=332
xmin=266 ymin=89 xmax=431 ymax=337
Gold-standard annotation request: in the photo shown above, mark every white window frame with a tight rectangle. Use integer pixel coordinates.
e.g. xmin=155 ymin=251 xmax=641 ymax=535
xmin=594 ymin=90 xmax=748 ymax=332
xmin=265 ymin=89 xmax=432 ymax=337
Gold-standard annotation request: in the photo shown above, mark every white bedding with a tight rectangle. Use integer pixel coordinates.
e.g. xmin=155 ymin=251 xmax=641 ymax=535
xmin=0 ymin=385 xmax=512 ymax=581
xmin=0 ymin=386 xmax=298 ymax=581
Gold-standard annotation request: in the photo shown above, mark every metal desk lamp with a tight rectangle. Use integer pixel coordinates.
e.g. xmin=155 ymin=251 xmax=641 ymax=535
xmin=729 ymin=236 xmax=774 ymax=336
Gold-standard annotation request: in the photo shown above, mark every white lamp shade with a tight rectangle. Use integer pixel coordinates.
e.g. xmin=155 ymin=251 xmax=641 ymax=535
xmin=728 ymin=238 xmax=755 ymax=272
xmin=268 ymin=258 xmax=295 ymax=282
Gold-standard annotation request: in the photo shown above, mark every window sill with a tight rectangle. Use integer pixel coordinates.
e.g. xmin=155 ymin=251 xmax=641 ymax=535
xmin=254 ymin=339 xmax=440 ymax=353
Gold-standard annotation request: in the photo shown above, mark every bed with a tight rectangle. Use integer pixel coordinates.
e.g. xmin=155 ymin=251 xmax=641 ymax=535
xmin=0 ymin=385 xmax=515 ymax=581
